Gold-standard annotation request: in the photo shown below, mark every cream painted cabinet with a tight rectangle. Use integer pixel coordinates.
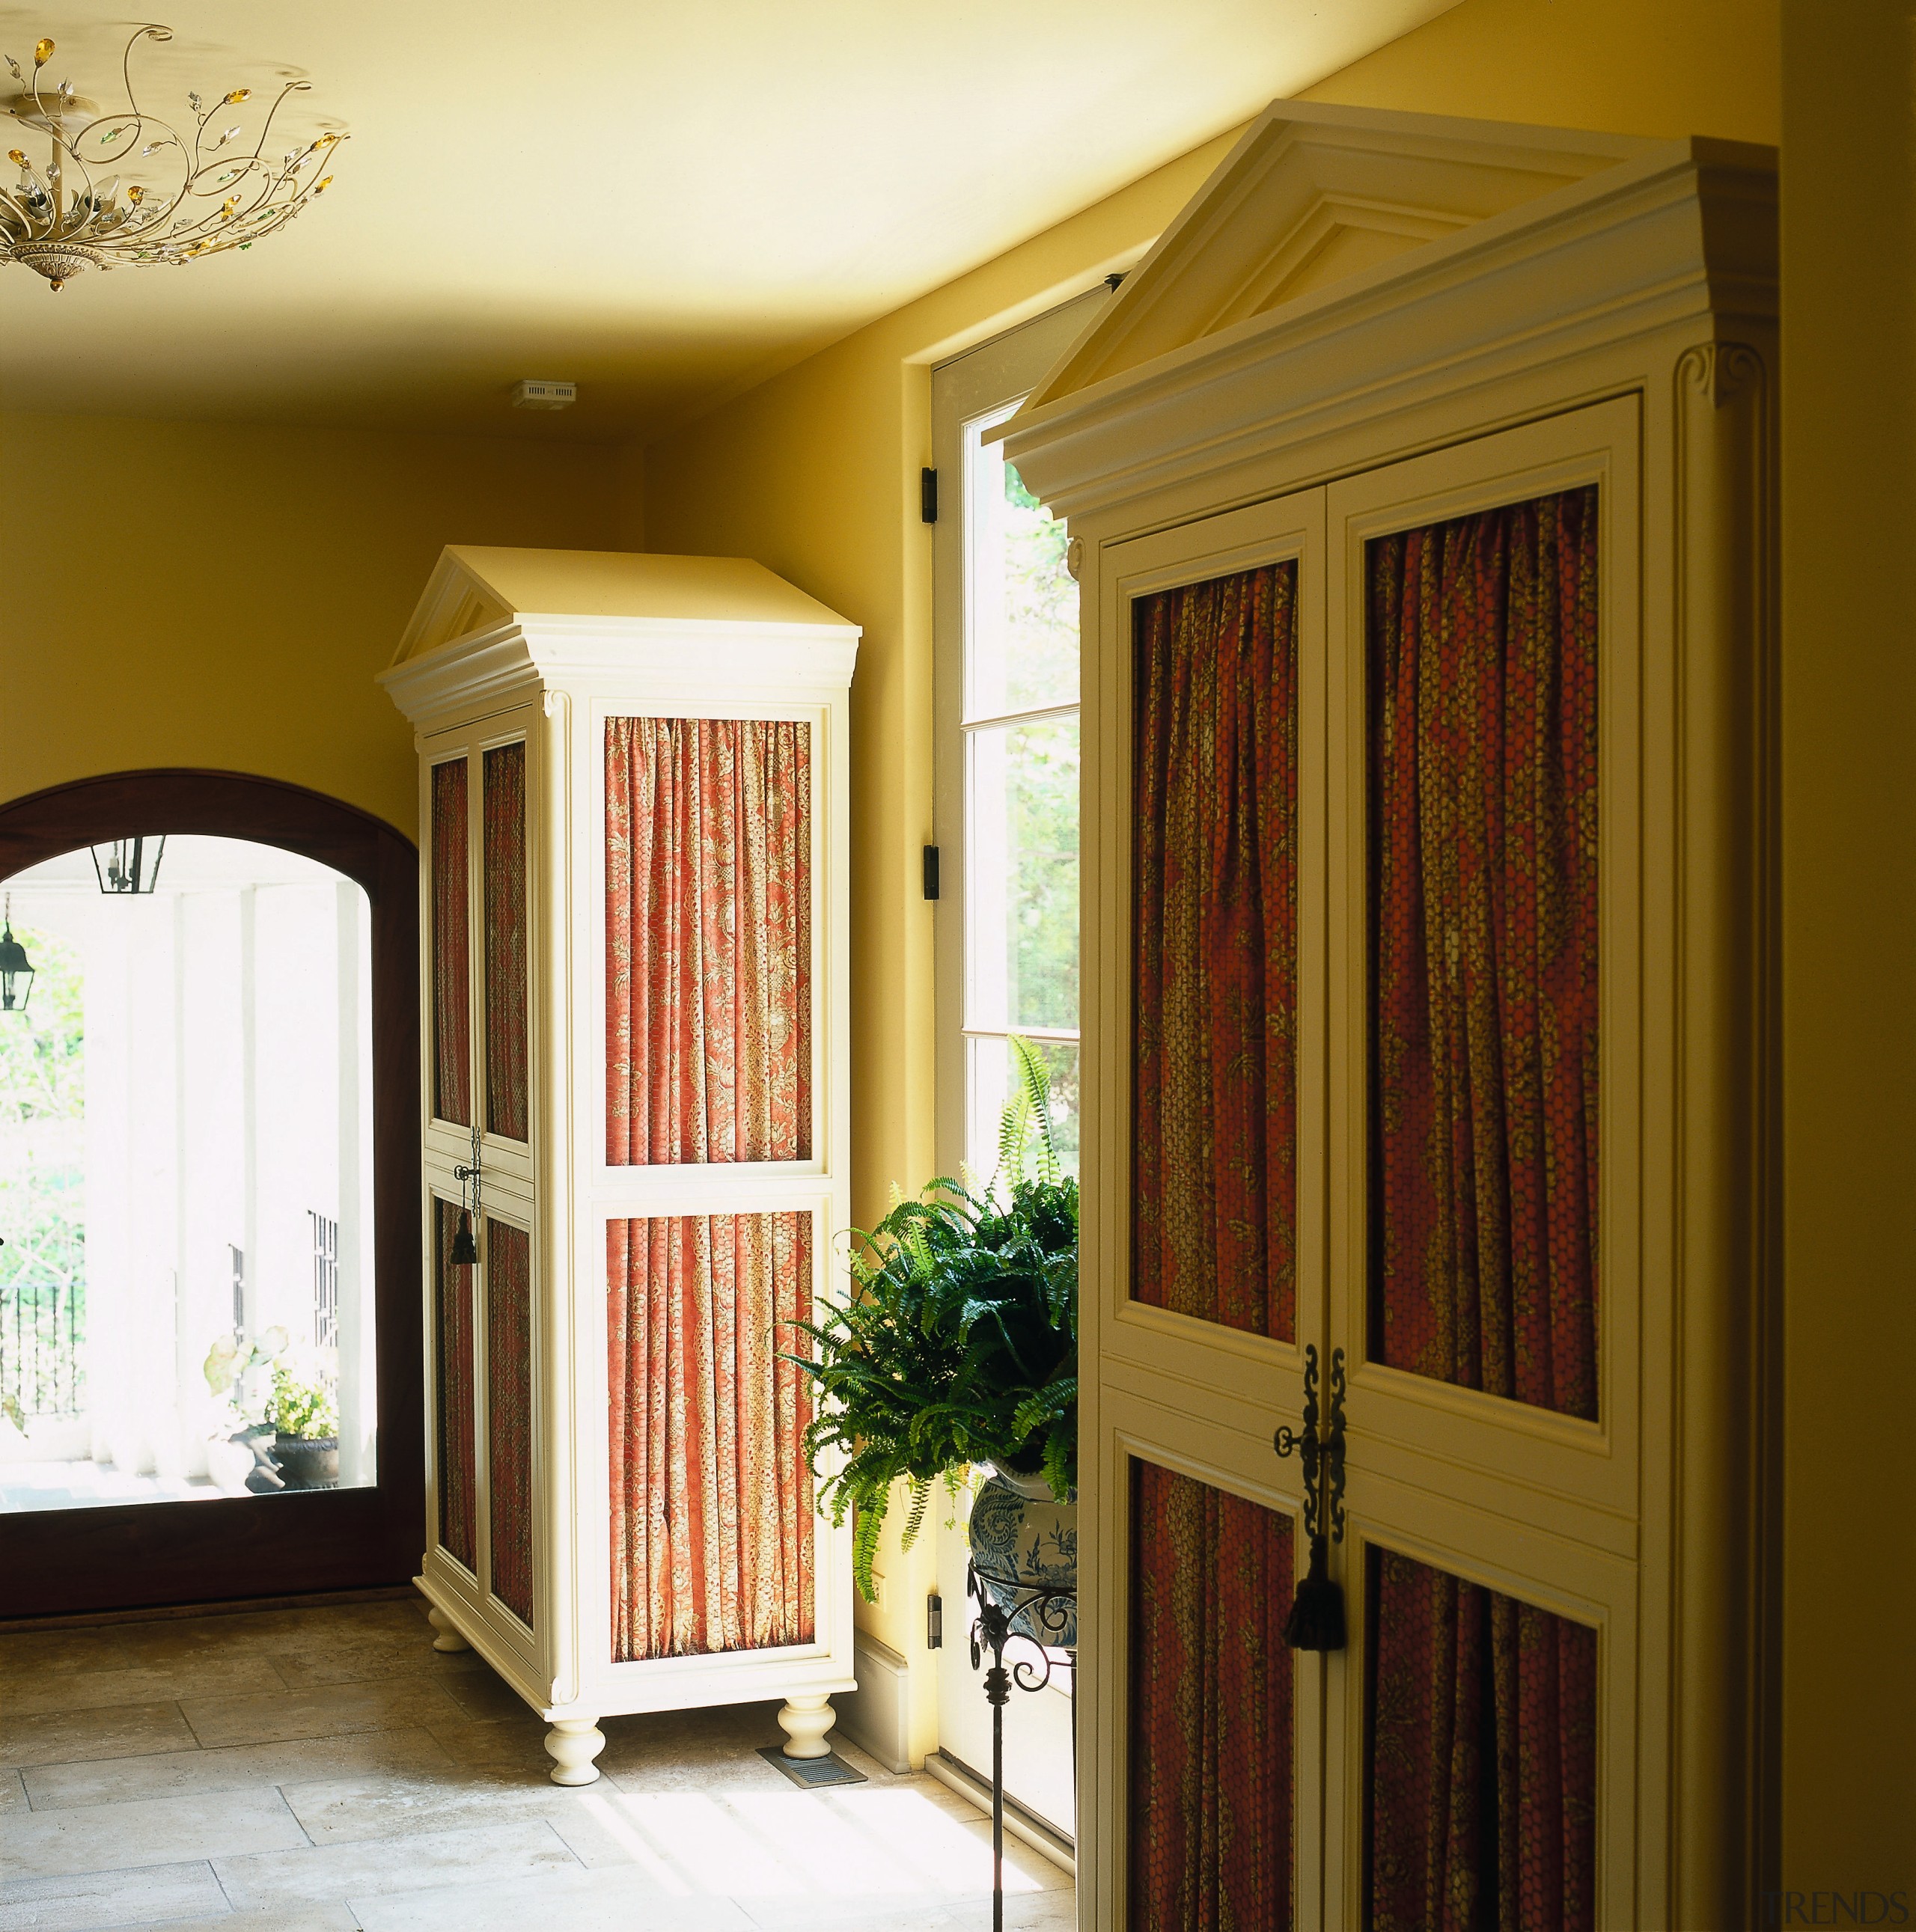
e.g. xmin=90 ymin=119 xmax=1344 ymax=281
xmin=1002 ymin=103 xmax=1777 ymax=1928
xmin=380 ymin=547 xmax=858 ymax=1783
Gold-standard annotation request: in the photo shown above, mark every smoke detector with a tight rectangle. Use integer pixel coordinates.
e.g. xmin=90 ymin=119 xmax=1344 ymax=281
xmin=512 ymin=379 xmax=576 ymax=412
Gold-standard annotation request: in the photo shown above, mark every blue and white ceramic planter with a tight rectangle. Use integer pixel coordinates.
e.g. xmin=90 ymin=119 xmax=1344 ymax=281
xmin=967 ymin=1466 xmax=1078 ymax=1648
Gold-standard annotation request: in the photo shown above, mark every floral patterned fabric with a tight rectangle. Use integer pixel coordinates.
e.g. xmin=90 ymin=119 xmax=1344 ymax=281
xmin=1367 ymin=1550 xmax=1597 ymax=1932
xmin=608 ymin=1212 xmax=814 ymax=1660
xmin=1367 ymin=489 xmax=1600 ymax=1419
xmin=434 ymin=1197 xmax=477 ymax=1572
xmin=1132 ymin=563 xmax=1299 ymax=1342
xmin=430 ymin=757 xmax=471 ymax=1127
xmin=486 ymin=1218 xmax=534 ymax=1627
xmin=483 ymin=741 xmax=529 ymax=1143
xmin=1129 ymin=1461 xmax=1295 ymax=1931
xmin=605 ymin=717 xmax=811 ymax=1165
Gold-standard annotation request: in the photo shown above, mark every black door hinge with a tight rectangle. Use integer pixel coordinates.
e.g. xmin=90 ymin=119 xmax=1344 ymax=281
xmin=923 ymin=845 xmax=941 ymax=901
xmin=927 ymin=1591 xmax=943 ymax=1649
xmin=921 ymin=467 xmax=939 ymax=525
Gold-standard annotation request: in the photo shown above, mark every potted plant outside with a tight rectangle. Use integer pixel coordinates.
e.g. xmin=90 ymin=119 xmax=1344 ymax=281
xmin=202 ymin=1326 xmax=290 ymax=1494
xmin=269 ymin=1348 xmax=341 ymax=1490
xmin=791 ymin=1038 xmax=1077 ymax=1636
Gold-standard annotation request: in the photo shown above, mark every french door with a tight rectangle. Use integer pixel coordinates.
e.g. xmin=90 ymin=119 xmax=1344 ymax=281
xmin=1079 ymin=398 xmax=1644 ymax=1927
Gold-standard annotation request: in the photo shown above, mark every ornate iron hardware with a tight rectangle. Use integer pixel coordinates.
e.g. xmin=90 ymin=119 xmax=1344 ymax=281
xmin=1272 ymin=1344 xmax=1347 ymax=1651
xmin=450 ymin=1125 xmax=482 ymax=1265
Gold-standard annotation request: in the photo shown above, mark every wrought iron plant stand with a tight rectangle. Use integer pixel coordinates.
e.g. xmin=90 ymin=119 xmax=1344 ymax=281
xmin=964 ymin=1559 xmax=1076 ymax=1932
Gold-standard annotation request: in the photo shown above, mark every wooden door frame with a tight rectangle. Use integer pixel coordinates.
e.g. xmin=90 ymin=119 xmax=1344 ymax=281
xmin=0 ymin=768 xmax=422 ymax=1617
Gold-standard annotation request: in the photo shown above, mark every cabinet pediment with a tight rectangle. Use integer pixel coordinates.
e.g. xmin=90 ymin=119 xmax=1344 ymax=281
xmin=382 ymin=545 xmax=859 ymax=733
xmin=1028 ymin=101 xmax=1651 ymax=409
xmin=393 ymin=544 xmax=855 ymax=664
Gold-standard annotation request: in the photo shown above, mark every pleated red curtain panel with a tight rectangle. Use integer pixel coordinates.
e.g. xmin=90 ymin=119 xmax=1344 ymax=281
xmin=430 ymin=757 xmax=470 ymax=1127
xmin=607 ymin=1212 xmax=814 ymax=1660
xmin=1367 ymin=1551 xmax=1597 ymax=1932
xmin=1364 ymin=487 xmax=1602 ymax=1930
xmin=486 ymin=1219 xmax=534 ymax=1627
xmin=482 ymin=741 xmax=529 ymax=1143
xmin=602 ymin=716 xmax=816 ymax=1661
xmin=434 ymin=1198 xmax=477 ymax=1571
xmin=604 ymin=717 xmax=811 ymax=1166
xmin=1129 ymin=1461 xmax=1296 ymax=1931
xmin=1132 ymin=562 xmax=1299 ymax=1343
xmin=1367 ymin=487 xmax=1600 ymax=1419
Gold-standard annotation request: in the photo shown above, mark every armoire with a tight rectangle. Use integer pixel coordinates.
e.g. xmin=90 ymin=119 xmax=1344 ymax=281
xmin=1001 ymin=103 xmax=1778 ymax=1927
xmin=379 ymin=546 xmax=859 ymax=1785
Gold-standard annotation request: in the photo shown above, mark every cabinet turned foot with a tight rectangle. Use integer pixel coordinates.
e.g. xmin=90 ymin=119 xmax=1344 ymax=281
xmin=426 ymin=1607 xmax=471 ymax=1654
xmin=776 ymin=1693 xmax=836 ymax=1760
xmin=546 ymin=1718 xmax=607 ymax=1786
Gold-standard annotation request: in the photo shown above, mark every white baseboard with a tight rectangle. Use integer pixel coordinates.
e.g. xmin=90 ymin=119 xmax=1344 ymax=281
xmin=834 ymin=1629 xmax=913 ymax=1774
xmin=923 ymin=1749 xmax=1077 ymax=1877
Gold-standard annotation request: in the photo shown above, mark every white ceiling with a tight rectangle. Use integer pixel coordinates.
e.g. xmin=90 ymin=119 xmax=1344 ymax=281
xmin=0 ymin=1 xmax=1452 ymax=441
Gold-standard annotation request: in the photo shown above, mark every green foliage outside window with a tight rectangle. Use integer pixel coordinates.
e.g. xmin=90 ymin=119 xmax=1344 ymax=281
xmin=1001 ymin=462 xmax=1081 ymax=1167
xmin=0 ymin=923 xmax=85 ymax=1426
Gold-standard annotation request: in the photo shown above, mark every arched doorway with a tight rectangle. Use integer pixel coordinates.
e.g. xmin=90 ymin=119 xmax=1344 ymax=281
xmin=0 ymin=770 xmax=421 ymax=1616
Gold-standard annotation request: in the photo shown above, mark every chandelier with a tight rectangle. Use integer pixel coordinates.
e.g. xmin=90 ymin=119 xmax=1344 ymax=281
xmin=1 ymin=24 xmax=344 ymax=290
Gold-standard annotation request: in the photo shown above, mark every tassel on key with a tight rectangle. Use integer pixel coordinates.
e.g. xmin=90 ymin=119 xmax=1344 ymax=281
xmin=1284 ymin=1531 xmax=1346 ymax=1651
xmin=449 ymin=1209 xmax=477 ymax=1267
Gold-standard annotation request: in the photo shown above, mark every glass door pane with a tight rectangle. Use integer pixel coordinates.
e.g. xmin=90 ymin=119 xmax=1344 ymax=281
xmin=0 ymin=836 xmax=377 ymax=1512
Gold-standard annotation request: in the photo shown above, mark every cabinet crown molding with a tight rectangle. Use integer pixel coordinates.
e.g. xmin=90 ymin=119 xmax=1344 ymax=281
xmin=379 ymin=544 xmax=861 ymax=730
xmin=1001 ymin=98 xmax=1776 ymax=526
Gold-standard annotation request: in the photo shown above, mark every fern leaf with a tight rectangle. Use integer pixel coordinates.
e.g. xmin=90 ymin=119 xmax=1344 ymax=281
xmin=852 ymin=1500 xmax=886 ymax=1601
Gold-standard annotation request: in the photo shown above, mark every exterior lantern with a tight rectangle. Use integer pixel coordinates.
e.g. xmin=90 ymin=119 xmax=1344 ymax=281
xmin=91 ymin=835 xmax=165 ymax=894
xmin=0 ymin=898 xmax=34 ymax=1015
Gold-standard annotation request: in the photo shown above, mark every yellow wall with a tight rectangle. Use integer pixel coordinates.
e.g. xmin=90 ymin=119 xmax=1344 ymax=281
xmin=1778 ymin=0 xmax=1916 ymax=1887
xmin=1300 ymin=0 xmax=1778 ymax=141
xmin=0 ymin=412 xmax=625 ymax=834
xmin=641 ymin=0 xmax=1781 ymax=1745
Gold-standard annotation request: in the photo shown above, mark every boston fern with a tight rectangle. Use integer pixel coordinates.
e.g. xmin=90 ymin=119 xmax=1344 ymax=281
xmin=789 ymin=1038 xmax=1077 ymax=1601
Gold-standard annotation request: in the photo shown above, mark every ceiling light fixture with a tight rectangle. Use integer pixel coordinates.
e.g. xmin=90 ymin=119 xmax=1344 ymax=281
xmin=0 ymin=896 xmax=34 ymax=1015
xmin=1 ymin=25 xmax=346 ymax=291
xmin=91 ymin=835 xmax=165 ymax=894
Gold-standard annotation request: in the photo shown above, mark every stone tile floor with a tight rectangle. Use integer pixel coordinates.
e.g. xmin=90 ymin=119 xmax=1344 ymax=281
xmin=0 ymin=1594 xmax=1075 ymax=1931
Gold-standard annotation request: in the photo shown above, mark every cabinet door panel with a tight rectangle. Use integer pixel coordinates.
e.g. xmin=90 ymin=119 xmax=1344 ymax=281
xmin=1325 ymin=397 xmax=1644 ymax=1924
xmin=1081 ymin=489 xmax=1325 ymax=1929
